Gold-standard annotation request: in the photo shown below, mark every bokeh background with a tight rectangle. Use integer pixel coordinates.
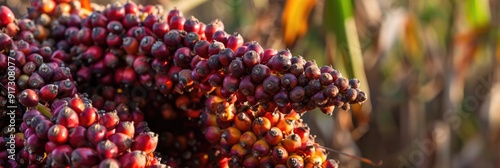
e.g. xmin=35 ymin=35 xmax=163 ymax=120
xmin=2 ymin=0 xmax=500 ymax=167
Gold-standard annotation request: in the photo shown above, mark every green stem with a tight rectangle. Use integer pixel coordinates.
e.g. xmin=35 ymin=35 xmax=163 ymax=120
xmin=36 ymin=103 xmax=51 ymax=118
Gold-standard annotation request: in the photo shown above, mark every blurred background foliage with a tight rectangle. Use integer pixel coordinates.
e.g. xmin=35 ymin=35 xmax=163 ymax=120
xmin=2 ymin=0 xmax=500 ymax=167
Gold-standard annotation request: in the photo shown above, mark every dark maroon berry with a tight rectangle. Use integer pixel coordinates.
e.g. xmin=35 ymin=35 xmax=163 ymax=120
xmin=29 ymin=115 xmax=48 ymax=131
xmin=0 ymin=6 xmax=15 ymax=27
xmin=140 ymin=36 xmax=155 ymax=54
xmin=184 ymin=32 xmax=200 ymax=48
xmin=19 ymin=89 xmax=39 ymax=107
xmin=100 ymin=158 xmax=120 ymax=168
xmin=119 ymin=150 xmax=147 ymax=167
xmin=26 ymin=53 xmax=43 ymax=67
xmin=174 ymin=47 xmax=193 ymax=68
xmin=151 ymin=41 xmax=169 ymax=60
xmin=16 ymin=40 xmax=31 ymax=56
xmin=273 ymin=90 xmax=289 ymax=107
xmin=106 ymin=21 xmax=124 ymax=34
xmin=87 ymin=123 xmax=107 ymax=146
xmin=320 ymin=73 xmax=334 ymax=86
xmin=223 ymin=74 xmax=240 ymax=93
xmin=255 ymin=85 xmax=271 ymax=102
xmin=277 ymin=49 xmax=292 ymax=59
xmin=121 ymin=67 xmax=137 ymax=84
xmin=208 ymin=71 xmax=225 ymax=87
xmin=163 ymin=30 xmax=183 ymax=49
xmin=178 ymin=69 xmax=193 ymax=87
xmin=341 ymin=103 xmax=350 ymax=111
xmin=184 ymin=16 xmax=201 ymax=33
xmin=169 ymin=15 xmax=185 ymax=30
xmin=228 ymin=59 xmax=245 ymax=78
xmin=84 ymin=45 xmax=104 ymax=63
xmin=116 ymin=121 xmax=135 ymax=138
xmin=345 ymin=88 xmax=358 ymax=102
xmin=97 ymin=140 xmax=118 ymax=159
xmin=38 ymin=65 xmax=54 ymax=83
xmin=19 ymin=30 xmax=36 ymax=44
xmin=79 ymin=107 xmax=98 ymax=128
xmin=106 ymin=2 xmax=126 ymax=21
xmin=98 ymin=111 xmax=118 ymax=130
xmin=50 ymin=145 xmax=73 ymax=165
xmin=247 ymin=41 xmax=264 ymax=55
xmin=39 ymin=46 xmax=53 ymax=60
xmin=356 ymin=91 xmax=367 ymax=103
xmin=194 ymin=60 xmax=211 ymax=76
xmin=102 ymin=52 xmax=118 ymax=68
xmin=76 ymin=27 xmax=92 ymax=46
xmin=304 ymin=60 xmax=317 ymax=69
xmin=52 ymin=50 xmax=71 ymax=63
xmin=212 ymin=30 xmax=228 ymax=45
xmin=167 ymin=8 xmax=183 ymax=23
xmin=281 ymin=73 xmax=298 ymax=90
xmin=71 ymin=148 xmax=100 ymax=167
xmin=259 ymin=49 xmax=275 ymax=66
xmin=23 ymin=109 xmax=41 ymax=124
xmin=0 ymin=33 xmax=13 ymax=52
xmin=324 ymin=84 xmax=339 ymax=98
xmin=150 ymin=58 xmax=168 ymax=74
xmin=268 ymin=54 xmax=291 ymax=74
xmin=48 ymin=124 xmax=69 ymax=144
xmin=22 ymin=61 xmax=37 ymax=75
xmin=76 ymin=66 xmax=91 ymax=82
xmin=208 ymin=54 xmax=222 ymax=70
xmin=35 ymin=119 xmax=54 ymax=139
xmin=219 ymin=48 xmax=236 ymax=67
xmin=306 ymin=79 xmax=322 ymax=96
xmin=251 ymin=64 xmax=271 ymax=84
xmin=10 ymin=50 xmax=26 ymax=67
xmin=108 ymin=133 xmax=133 ymax=153
xmin=305 ymin=65 xmax=321 ymax=80
xmin=208 ymin=41 xmax=225 ymax=56
xmin=122 ymin=14 xmax=140 ymax=29
xmin=320 ymin=65 xmax=334 ymax=73
xmin=238 ymin=76 xmax=255 ymax=96
xmin=335 ymin=77 xmax=349 ymax=91
xmin=124 ymin=1 xmax=139 ymax=14
xmin=205 ymin=19 xmax=224 ymax=42
xmin=68 ymin=126 xmax=88 ymax=148
xmin=227 ymin=33 xmax=244 ymax=51
xmin=289 ymin=86 xmax=305 ymax=103
xmin=58 ymin=79 xmax=75 ymax=97
xmin=142 ymin=14 xmax=159 ymax=29
xmin=18 ymin=18 xmax=35 ymax=31
xmin=39 ymin=84 xmax=58 ymax=102
xmin=235 ymin=46 xmax=248 ymax=58
xmin=65 ymin=27 xmax=79 ymax=45
xmin=56 ymin=106 xmax=79 ymax=128
xmin=243 ymin=50 xmax=260 ymax=70
xmin=194 ymin=40 xmax=210 ymax=58
xmin=68 ymin=95 xmax=85 ymax=114
xmin=132 ymin=132 xmax=158 ymax=154
xmin=313 ymin=91 xmax=328 ymax=106
xmin=152 ymin=21 xmax=170 ymax=38
xmin=91 ymin=27 xmax=107 ymax=46
xmin=349 ymin=78 xmax=360 ymax=89
xmin=263 ymin=75 xmax=281 ymax=94
xmin=167 ymin=65 xmax=182 ymax=82
xmin=90 ymin=12 xmax=108 ymax=27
